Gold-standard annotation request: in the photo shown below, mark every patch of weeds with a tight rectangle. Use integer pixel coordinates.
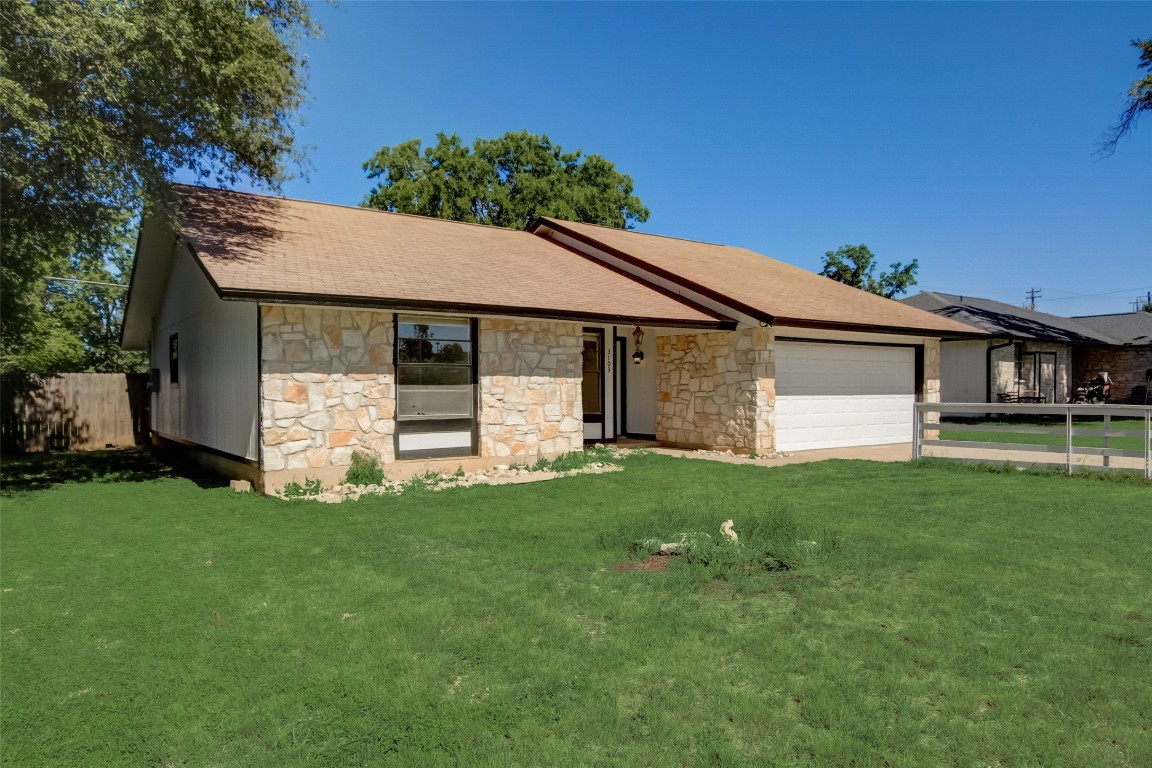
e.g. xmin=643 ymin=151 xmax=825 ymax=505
xmin=535 ymin=444 xmax=620 ymax=473
xmin=603 ymin=492 xmax=840 ymax=580
xmin=403 ymin=470 xmax=443 ymax=493
xmin=344 ymin=450 xmax=384 ymax=486
xmin=910 ymin=457 xmax=1152 ymax=486
xmin=281 ymin=478 xmax=325 ymax=498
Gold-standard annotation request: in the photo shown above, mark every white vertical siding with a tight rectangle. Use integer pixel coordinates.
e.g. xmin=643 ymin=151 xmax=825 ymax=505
xmin=624 ymin=328 xmax=660 ymax=435
xmin=151 ymin=244 xmax=258 ymax=459
xmin=940 ymin=340 xmax=988 ymax=403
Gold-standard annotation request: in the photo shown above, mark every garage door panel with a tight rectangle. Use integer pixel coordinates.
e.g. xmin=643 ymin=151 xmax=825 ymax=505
xmin=775 ymin=343 xmax=914 ymax=452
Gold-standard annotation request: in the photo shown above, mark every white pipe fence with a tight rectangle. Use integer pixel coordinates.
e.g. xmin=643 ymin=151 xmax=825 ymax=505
xmin=913 ymin=402 xmax=1152 ymax=480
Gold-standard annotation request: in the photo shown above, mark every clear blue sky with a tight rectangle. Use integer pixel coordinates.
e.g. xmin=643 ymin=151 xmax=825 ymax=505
xmin=277 ymin=1 xmax=1150 ymax=316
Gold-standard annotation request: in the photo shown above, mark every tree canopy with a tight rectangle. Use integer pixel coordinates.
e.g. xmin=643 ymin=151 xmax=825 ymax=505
xmin=819 ymin=244 xmax=919 ymax=299
xmin=1101 ymin=37 xmax=1152 ymax=154
xmin=0 ymin=0 xmax=317 ymax=371
xmin=361 ymin=131 xmax=650 ymax=230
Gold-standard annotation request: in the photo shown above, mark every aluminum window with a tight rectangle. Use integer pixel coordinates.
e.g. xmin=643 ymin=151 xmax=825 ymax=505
xmin=396 ymin=317 xmax=474 ymax=422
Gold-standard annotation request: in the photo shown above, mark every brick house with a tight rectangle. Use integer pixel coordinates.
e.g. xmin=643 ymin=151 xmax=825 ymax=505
xmin=121 ymin=185 xmax=977 ymax=491
xmin=1071 ymin=313 xmax=1152 ymax=403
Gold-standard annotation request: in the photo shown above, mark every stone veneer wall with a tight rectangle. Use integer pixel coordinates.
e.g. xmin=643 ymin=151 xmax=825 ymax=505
xmin=990 ymin=341 xmax=1071 ymax=402
xmin=260 ymin=306 xmax=396 ymax=475
xmin=922 ymin=338 xmax=942 ymax=435
xmin=656 ymin=327 xmax=775 ymax=454
xmin=478 ymin=319 xmax=584 ymax=458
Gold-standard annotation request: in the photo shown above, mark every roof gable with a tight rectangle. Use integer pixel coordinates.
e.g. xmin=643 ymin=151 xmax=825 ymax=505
xmin=529 ymin=218 xmax=980 ymax=337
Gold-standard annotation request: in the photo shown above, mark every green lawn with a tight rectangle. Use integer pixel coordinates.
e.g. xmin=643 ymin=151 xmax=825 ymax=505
xmin=2 ymin=451 xmax=1150 ymax=767
xmin=939 ymin=416 xmax=1149 ymax=453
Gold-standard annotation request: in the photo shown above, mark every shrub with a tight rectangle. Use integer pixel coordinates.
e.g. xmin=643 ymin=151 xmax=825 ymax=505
xmin=344 ymin=450 xmax=384 ymax=486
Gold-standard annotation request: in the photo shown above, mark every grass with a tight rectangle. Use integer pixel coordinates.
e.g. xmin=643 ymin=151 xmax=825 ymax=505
xmin=2 ymin=450 xmax=1150 ymax=766
xmin=529 ymin=442 xmax=622 ymax=472
xmin=939 ymin=416 xmax=1149 ymax=452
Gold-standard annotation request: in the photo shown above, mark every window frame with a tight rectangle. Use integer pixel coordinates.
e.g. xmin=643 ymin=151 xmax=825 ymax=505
xmin=581 ymin=328 xmax=605 ymax=425
xmin=394 ymin=315 xmax=478 ymax=459
xmin=168 ymin=334 xmax=179 ymax=385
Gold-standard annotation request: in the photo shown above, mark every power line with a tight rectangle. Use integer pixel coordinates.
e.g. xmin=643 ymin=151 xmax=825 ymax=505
xmin=1043 ymin=286 xmax=1152 ymax=302
xmin=919 ymin=285 xmax=1152 ymax=305
xmin=45 ymin=277 xmax=128 ymax=290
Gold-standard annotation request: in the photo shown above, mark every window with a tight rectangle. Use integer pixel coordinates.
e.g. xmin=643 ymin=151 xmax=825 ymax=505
xmin=582 ymin=331 xmax=603 ymax=423
xmin=169 ymin=334 xmax=179 ymax=384
xmin=395 ymin=316 xmax=476 ymax=459
xmin=396 ymin=319 xmax=473 ymax=420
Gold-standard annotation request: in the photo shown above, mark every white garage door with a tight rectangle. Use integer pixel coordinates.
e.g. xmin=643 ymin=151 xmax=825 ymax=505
xmin=775 ymin=342 xmax=915 ymax=452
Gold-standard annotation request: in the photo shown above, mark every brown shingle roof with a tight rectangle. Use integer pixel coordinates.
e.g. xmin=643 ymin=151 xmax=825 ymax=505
xmin=534 ymin=218 xmax=982 ymax=337
xmin=171 ymin=185 xmax=728 ymax=327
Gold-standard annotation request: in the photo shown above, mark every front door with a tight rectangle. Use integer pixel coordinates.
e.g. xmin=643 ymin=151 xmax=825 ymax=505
xmin=582 ymin=329 xmax=604 ymax=441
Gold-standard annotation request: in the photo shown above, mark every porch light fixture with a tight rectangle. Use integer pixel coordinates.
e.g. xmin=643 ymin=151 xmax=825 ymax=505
xmin=631 ymin=326 xmax=645 ymax=364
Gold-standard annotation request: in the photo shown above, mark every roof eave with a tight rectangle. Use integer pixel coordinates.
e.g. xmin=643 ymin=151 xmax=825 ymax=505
xmin=217 ymin=289 xmax=736 ymax=330
xmin=773 ymin=316 xmax=989 ymax=339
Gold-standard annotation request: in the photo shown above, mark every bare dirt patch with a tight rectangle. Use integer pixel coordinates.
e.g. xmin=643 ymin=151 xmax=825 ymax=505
xmin=614 ymin=554 xmax=673 ymax=572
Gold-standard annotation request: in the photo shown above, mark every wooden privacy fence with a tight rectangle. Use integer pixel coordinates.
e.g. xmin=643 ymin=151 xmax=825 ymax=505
xmin=914 ymin=402 xmax=1152 ymax=479
xmin=1 ymin=373 xmax=150 ymax=453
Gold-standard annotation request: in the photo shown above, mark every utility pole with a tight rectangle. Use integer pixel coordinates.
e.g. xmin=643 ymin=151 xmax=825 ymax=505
xmin=1131 ymin=291 xmax=1152 ymax=312
xmin=1024 ymin=288 xmax=1042 ymax=310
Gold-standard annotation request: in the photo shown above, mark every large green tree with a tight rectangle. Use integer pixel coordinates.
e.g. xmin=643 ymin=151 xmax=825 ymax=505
xmin=4 ymin=213 xmax=148 ymax=373
xmin=0 ymin=0 xmax=318 ymax=371
xmin=819 ymin=244 xmax=919 ymax=299
xmin=1101 ymin=37 xmax=1152 ymax=154
xmin=362 ymin=131 xmax=650 ymax=230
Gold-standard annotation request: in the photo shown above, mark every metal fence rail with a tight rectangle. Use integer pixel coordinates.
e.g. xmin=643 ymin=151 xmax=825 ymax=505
xmin=913 ymin=402 xmax=1152 ymax=479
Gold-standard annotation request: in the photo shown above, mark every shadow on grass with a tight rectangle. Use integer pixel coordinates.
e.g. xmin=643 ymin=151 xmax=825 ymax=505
xmin=0 ymin=448 xmax=230 ymax=494
xmin=909 ymin=457 xmax=1152 ymax=485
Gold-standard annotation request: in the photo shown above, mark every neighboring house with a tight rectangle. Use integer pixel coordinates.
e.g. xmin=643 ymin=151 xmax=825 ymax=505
xmin=901 ymin=292 xmax=1149 ymax=404
xmin=121 ymin=185 xmax=978 ymax=491
xmin=1070 ymin=312 xmax=1152 ymax=403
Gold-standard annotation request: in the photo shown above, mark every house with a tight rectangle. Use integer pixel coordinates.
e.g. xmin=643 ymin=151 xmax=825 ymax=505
xmin=121 ymin=185 xmax=979 ymax=491
xmin=1069 ymin=312 xmax=1152 ymax=403
xmin=900 ymin=291 xmax=1151 ymax=404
